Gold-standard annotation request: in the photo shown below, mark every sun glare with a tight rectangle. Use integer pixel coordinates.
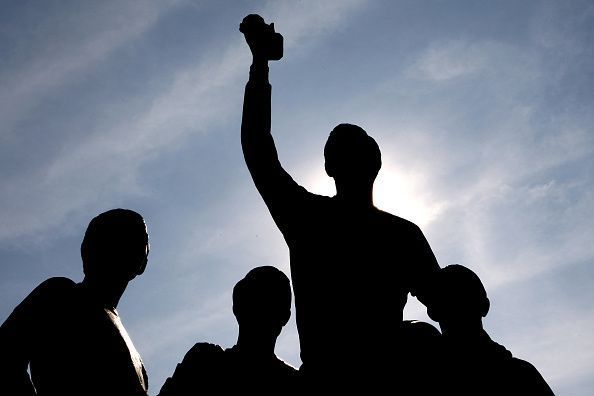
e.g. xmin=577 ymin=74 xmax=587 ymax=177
xmin=374 ymin=166 xmax=443 ymax=227
xmin=307 ymin=170 xmax=336 ymax=197
xmin=305 ymin=166 xmax=443 ymax=228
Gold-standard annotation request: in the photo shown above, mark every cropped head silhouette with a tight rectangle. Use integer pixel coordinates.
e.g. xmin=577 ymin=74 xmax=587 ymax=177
xmin=427 ymin=264 xmax=490 ymax=333
xmin=1 ymin=208 xmax=150 ymax=395
xmin=81 ymin=208 xmax=149 ymax=283
xmin=157 ymin=266 xmax=297 ymax=396
xmin=324 ymin=123 xmax=382 ymax=184
xmin=233 ymin=266 xmax=291 ymax=337
xmin=424 ymin=270 xmax=555 ymax=394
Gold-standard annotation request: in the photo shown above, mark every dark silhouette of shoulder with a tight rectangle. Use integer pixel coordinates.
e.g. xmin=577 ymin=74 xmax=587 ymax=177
xmin=158 ymin=342 xmax=297 ymax=396
xmin=25 ymin=276 xmax=77 ymax=304
xmin=399 ymin=320 xmax=443 ymax=394
xmin=510 ymin=357 xmax=554 ymax=394
xmin=1 ymin=277 xmax=76 ymax=344
xmin=35 ymin=276 xmax=77 ymax=290
xmin=178 ymin=342 xmax=226 ymax=374
xmin=158 ymin=343 xmax=224 ymax=396
xmin=443 ymin=336 xmax=555 ymax=395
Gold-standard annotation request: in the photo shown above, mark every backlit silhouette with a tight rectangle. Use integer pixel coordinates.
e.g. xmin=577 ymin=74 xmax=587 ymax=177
xmin=158 ymin=266 xmax=298 ymax=395
xmin=428 ymin=265 xmax=555 ymax=395
xmin=0 ymin=209 xmax=150 ymax=396
xmin=240 ymin=14 xmax=439 ymax=388
xmin=399 ymin=320 xmax=443 ymax=394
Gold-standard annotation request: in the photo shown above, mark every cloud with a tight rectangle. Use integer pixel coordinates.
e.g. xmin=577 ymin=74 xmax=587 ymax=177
xmin=0 ymin=0 xmax=369 ymax=245
xmin=410 ymin=39 xmax=488 ymax=81
xmin=349 ymin=20 xmax=594 ymax=291
xmin=529 ymin=0 xmax=594 ymax=55
xmin=487 ymin=272 xmax=594 ymax=392
xmin=3 ymin=2 xmax=593 ymax=393
xmin=133 ymin=291 xmax=231 ymax=359
xmin=264 ymin=0 xmax=367 ymax=54
xmin=521 ymin=308 xmax=594 ymax=388
xmin=0 ymin=0 xmax=183 ymax=137
xmin=408 ymin=37 xmax=545 ymax=87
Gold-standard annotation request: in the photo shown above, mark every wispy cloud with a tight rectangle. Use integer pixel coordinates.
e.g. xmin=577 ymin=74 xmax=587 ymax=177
xmin=410 ymin=39 xmax=490 ymax=81
xmin=2 ymin=2 xmax=593 ymax=394
xmin=0 ymin=0 xmax=368 ymax=244
xmin=134 ymin=291 xmax=232 ymax=359
xmin=0 ymin=0 xmax=183 ymax=137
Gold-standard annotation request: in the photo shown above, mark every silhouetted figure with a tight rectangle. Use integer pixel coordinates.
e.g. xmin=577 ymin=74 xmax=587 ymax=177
xmin=399 ymin=320 xmax=443 ymax=394
xmin=240 ymin=14 xmax=439 ymax=387
xmin=427 ymin=265 xmax=555 ymax=395
xmin=0 ymin=209 xmax=150 ymax=396
xmin=157 ymin=266 xmax=298 ymax=396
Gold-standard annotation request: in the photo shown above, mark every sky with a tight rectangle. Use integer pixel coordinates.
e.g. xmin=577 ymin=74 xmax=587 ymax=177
xmin=1 ymin=0 xmax=593 ymax=394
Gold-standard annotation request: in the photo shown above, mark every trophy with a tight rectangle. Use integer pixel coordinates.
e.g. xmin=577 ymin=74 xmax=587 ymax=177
xmin=240 ymin=14 xmax=283 ymax=61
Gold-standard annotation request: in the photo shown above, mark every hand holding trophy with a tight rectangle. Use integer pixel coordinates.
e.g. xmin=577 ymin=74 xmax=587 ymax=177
xmin=240 ymin=14 xmax=283 ymax=61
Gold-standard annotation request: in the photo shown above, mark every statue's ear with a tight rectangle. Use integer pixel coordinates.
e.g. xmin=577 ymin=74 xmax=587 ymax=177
xmin=325 ymin=161 xmax=335 ymax=178
xmin=136 ymin=256 xmax=147 ymax=276
xmin=481 ymin=298 xmax=490 ymax=318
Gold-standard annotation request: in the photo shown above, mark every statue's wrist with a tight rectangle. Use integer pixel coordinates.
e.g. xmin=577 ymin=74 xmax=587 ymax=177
xmin=249 ymin=62 xmax=269 ymax=83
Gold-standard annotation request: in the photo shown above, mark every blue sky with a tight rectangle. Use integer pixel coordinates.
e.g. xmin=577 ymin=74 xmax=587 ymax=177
xmin=1 ymin=0 xmax=593 ymax=394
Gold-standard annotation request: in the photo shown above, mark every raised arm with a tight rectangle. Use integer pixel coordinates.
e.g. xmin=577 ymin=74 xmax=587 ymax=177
xmin=408 ymin=224 xmax=440 ymax=306
xmin=240 ymin=15 xmax=306 ymax=229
